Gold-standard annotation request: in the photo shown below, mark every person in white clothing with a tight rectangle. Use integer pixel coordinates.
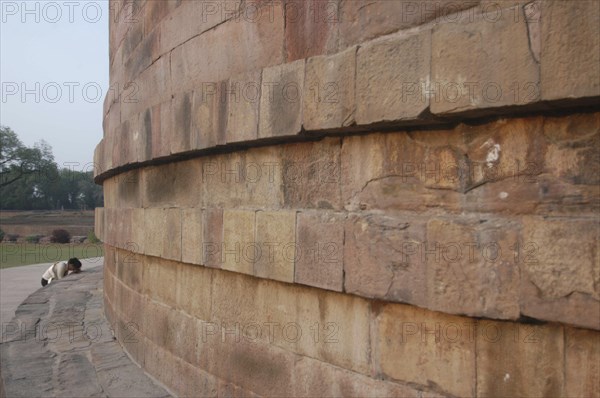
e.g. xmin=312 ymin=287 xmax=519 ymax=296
xmin=41 ymin=258 xmax=82 ymax=286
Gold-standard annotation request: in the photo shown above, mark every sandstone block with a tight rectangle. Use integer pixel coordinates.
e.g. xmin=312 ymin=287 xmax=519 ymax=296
xmin=426 ymin=217 xmax=521 ymax=319
xmin=292 ymin=355 xmax=426 ymax=398
xmin=143 ymin=207 xmax=163 ymax=258
xmin=142 ymin=160 xmax=202 ymax=208
xmin=131 ymin=208 xmax=145 ymax=254
xmin=520 ymin=216 xmax=600 ymax=329
xmin=294 ymin=210 xmax=344 ymax=292
xmin=143 ymin=259 xmax=178 ymax=310
xmin=169 ymin=2 xmax=284 ymax=95
xmin=431 ymin=9 xmax=539 ymax=115
xmin=173 ymin=357 xmax=218 ymax=398
xmin=258 ymin=59 xmax=305 ymax=139
xmin=170 ymin=91 xmax=193 ymax=154
xmin=202 ymin=332 xmax=294 ymax=397
xmin=121 ymin=56 xmax=171 ymax=122
xmin=339 ymin=0 xmax=480 ymax=49
xmin=344 ymin=213 xmax=427 ymax=307
xmin=356 ymin=30 xmax=431 ymax=125
xmin=202 ymin=207 xmax=223 ymax=268
xmin=201 ymin=148 xmax=284 ymax=209
xmin=116 ymin=248 xmax=144 ymax=293
xmin=94 ymin=207 xmax=105 ymax=242
xmin=226 ymin=70 xmax=261 ymax=144
xmin=285 ymin=0 xmax=338 ymax=61
xmin=191 ymin=80 xmax=228 ymax=150
xmin=165 ymin=310 xmax=199 ymax=366
xmin=177 ymin=262 xmax=212 ymax=321
xmin=303 ymin=47 xmax=356 ymax=131
xmin=163 ymin=208 xmax=182 ymax=261
xmin=541 ymin=1 xmax=600 ymax=101
xmin=116 ymin=169 xmax=142 ymax=208
xmin=182 ymin=208 xmax=203 ymax=265
xmin=375 ymin=304 xmax=476 ymax=397
xmin=159 ymin=0 xmax=241 ymax=55
xmin=476 ymin=320 xmax=564 ymax=397
xmin=222 ymin=209 xmax=256 ymax=275
xmin=281 ymin=138 xmax=342 ymax=210
xmin=565 ymin=327 xmax=600 ymax=398
xmin=254 ymin=210 xmax=296 ymax=283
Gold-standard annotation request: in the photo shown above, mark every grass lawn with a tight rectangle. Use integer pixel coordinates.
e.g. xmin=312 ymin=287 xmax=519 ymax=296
xmin=0 ymin=243 xmax=104 ymax=269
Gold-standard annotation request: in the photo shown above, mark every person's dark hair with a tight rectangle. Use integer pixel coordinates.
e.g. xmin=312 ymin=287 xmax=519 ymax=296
xmin=68 ymin=258 xmax=82 ymax=272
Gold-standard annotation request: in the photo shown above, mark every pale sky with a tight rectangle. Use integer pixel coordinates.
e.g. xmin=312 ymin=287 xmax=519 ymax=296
xmin=0 ymin=0 xmax=109 ymax=170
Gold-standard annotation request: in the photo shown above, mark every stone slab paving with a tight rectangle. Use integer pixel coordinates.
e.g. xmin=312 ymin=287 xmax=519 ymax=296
xmin=0 ymin=265 xmax=171 ymax=398
xmin=0 ymin=258 xmax=104 ymax=326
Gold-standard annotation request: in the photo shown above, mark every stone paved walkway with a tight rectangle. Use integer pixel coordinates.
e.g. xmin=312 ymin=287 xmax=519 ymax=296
xmin=0 ymin=266 xmax=171 ymax=398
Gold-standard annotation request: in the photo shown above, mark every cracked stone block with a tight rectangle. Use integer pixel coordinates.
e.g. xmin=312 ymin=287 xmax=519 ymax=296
xmin=344 ymin=213 xmax=428 ymax=307
xmin=476 ymin=320 xmax=564 ymax=397
xmin=565 ymin=327 xmax=600 ymax=397
xmin=375 ymin=303 xmax=476 ymax=398
xmin=426 ymin=217 xmax=521 ymax=319
xmin=295 ymin=210 xmax=345 ymax=292
xmin=339 ymin=0 xmax=480 ymax=49
xmin=520 ymin=216 xmax=600 ymax=330
xmin=303 ymin=46 xmax=356 ymax=131
xmin=541 ymin=0 xmax=600 ymax=102
xmin=356 ymin=30 xmax=431 ymax=125
xmin=258 ymin=59 xmax=305 ymax=138
xmin=431 ymin=7 xmax=539 ymax=116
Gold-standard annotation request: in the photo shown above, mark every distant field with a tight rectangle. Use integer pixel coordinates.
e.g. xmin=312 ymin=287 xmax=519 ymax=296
xmin=0 ymin=243 xmax=104 ymax=268
xmin=0 ymin=210 xmax=95 ymax=237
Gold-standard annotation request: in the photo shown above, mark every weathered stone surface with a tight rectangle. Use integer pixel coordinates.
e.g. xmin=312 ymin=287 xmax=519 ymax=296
xmin=339 ymin=0 xmax=480 ymax=49
xmin=541 ymin=0 xmax=600 ymax=101
xmin=201 ymin=147 xmax=284 ymax=209
xmin=0 ymin=267 xmax=169 ymax=398
xmin=143 ymin=258 xmax=178 ymax=309
xmin=202 ymin=207 xmax=223 ymax=268
xmin=303 ymin=47 xmax=356 ymax=131
xmin=344 ymin=213 xmax=427 ymax=307
xmin=116 ymin=248 xmax=144 ymax=293
xmin=259 ymin=59 xmax=305 ymax=138
xmin=281 ymin=138 xmax=342 ymax=210
xmin=431 ymin=9 xmax=539 ymax=115
xmin=356 ymin=30 xmax=431 ymax=124
xmin=295 ymin=210 xmax=344 ymax=292
xmin=191 ymin=80 xmax=228 ymax=150
xmin=285 ymin=0 xmax=339 ymax=61
xmin=476 ymin=320 xmax=564 ymax=397
xmin=254 ymin=210 xmax=296 ymax=283
xmin=565 ymin=327 xmax=600 ymax=398
xmin=177 ymin=262 xmax=212 ymax=321
xmin=520 ymin=216 xmax=600 ymax=329
xmin=375 ymin=303 xmax=476 ymax=397
xmin=142 ymin=160 xmax=202 ymax=208
xmin=169 ymin=1 xmax=284 ymax=95
xmin=226 ymin=70 xmax=261 ymax=144
xmin=159 ymin=0 xmax=241 ymax=53
xmin=543 ymin=112 xmax=600 ymax=186
xmin=95 ymin=207 xmax=105 ymax=242
xmin=182 ymin=208 xmax=203 ymax=265
xmin=222 ymin=209 xmax=256 ymax=275
xmin=170 ymin=91 xmax=194 ymax=154
xmin=121 ymin=56 xmax=171 ymax=122
xmin=292 ymin=354 xmax=426 ymax=398
xmin=426 ymin=217 xmax=521 ymax=319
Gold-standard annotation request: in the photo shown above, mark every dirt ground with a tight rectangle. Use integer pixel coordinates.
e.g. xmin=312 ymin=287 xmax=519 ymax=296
xmin=0 ymin=210 xmax=96 ymax=237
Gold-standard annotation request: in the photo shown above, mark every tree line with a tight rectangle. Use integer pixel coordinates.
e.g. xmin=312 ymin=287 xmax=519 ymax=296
xmin=0 ymin=126 xmax=103 ymax=210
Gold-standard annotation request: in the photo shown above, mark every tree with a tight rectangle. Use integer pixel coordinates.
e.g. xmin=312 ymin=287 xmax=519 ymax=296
xmin=0 ymin=126 xmax=56 ymax=188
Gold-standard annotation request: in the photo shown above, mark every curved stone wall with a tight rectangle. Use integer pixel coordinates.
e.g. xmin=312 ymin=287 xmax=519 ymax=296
xmin=96 ymin=1 xmax=599 ymax=396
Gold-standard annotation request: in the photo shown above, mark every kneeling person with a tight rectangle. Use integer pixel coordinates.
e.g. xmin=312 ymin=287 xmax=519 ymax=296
xmin=41 ymin=258 xmax=82 ymax=286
